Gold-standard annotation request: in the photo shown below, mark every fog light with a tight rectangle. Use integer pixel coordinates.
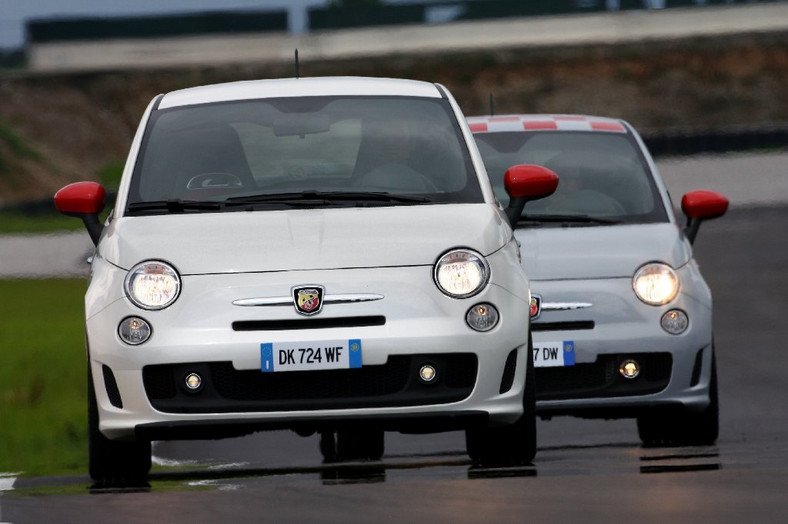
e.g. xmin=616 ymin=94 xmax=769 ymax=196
xmin=419 ymin=365 xmax=437 ymax=383
xmin=118 ymin=317 xmax=151 ymax=345
xmin=619 ymin=360 xmax=640 ymax=379
xmin=661 ymin=309 xmax=689 ymax=335
xmin=466 ymin=303 xmax=499 ymax=332
xmin=184 ymin=373 xmax=203 ymax=392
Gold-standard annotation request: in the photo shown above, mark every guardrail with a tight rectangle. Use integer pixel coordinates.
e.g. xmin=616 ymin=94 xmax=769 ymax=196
xmin=309 ymin=0 xmax=786 ymax=31
xmin=642 ymin=124 xmax=788 ymax=157
xmin=27 ymin=10 xmax=288 ymax=43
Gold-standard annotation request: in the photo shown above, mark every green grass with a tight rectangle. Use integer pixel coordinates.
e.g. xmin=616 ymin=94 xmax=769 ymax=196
xmin=0 ymin=123 xmax=42 ymax=174
xmin=97 ymin=161 xmax=124 ymax=191
xmin=0 ymin=211 xmax=84 ymax=234
xmin=0 ymin=278 xmax=89 ymax=476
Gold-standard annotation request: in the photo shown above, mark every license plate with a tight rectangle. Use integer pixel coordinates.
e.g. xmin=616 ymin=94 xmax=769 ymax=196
xmin=533 ymin=340 xmax=575 ymax=367
xmin=261 ymin=339 xmax=362 ymax=372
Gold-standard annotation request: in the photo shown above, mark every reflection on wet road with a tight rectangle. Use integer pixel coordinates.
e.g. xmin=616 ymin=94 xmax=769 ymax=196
xmin=8 ymin=433 xmax=784 ymax=524
xmin=10 ymin=438 xmax=730 ymax=492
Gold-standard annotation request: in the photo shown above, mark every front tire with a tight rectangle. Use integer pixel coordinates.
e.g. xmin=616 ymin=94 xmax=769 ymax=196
xmin=466 ymin=337 xmax=537 ymax=466
xmin=88 ymin=366 xmax=151 ymax=484
xmin=637 ymin=350 xmax=719 ymax=447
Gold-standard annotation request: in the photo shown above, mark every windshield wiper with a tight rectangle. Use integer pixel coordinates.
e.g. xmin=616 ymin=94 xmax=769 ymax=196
xmin=225 ymin=191 xmax=431 ymax=206
xmin=517 ymin=214 xmax=623 ymax=226
xmin=127 ymin=200 xmax=224 ymax=213
xmin=127 ymin=192 xmax=431 ymax=215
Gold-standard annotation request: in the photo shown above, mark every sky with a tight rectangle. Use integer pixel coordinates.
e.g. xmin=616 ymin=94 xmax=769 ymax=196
xmin=0 ymin=0 xmax=331 ymax=49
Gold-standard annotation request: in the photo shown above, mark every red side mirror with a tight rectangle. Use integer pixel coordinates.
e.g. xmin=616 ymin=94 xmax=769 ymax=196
xmin=681 ymin=190 xmax=729 ymax=220
xmin=680 ymin=189 xmax=728 ymax=244
xmin=502 ymin=164 xmax=559 ymax=225
xmin=54 ymin=181 xmax=107 ymax=246
xmin=54 ymin=181 xmax=106 ymax=215
xmin=504 ymin=164 xmax=559 ymax=200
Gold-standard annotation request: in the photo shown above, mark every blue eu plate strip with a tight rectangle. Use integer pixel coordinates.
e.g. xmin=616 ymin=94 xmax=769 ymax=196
xmin=563 ymin=340 xmax=575 ymax=366
xmin=348 ymin=339 xmax=362 ymax=368
xmin=261 ymin=343 xmax=274 ymax=372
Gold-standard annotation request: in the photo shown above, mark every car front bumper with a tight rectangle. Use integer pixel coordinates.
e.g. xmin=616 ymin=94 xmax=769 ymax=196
xmin=86 ymin=259 xmax=532 ymax=441
xmin=530 ymin=268 xmax=715 ymax=418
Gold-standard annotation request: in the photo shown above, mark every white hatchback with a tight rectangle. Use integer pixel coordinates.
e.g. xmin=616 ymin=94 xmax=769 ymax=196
xmin=55 ymin=77 xmax=558 ymax=483
xmin=468 ymin=114 xmax=728 ymax=447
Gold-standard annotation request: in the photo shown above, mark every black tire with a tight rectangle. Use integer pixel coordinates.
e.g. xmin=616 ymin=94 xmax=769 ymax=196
xmin=466 ymin=337 xmax=537 ymax=466
xmin=88 ymin=366 xmax=151 ymax=484
xmin=637 ymin=350 xmax=719 ymax=447
xmin=320 ymin=428 xmax=385 ymax=462
xmin=319 ymin=431 xmax=338 ymax=463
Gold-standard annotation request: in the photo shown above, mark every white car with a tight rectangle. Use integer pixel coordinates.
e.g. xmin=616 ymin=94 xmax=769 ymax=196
xmin=468 ymin=114 xmax=728 ymax=447
xmin=54 ymin=77 xmax=559 ymax=483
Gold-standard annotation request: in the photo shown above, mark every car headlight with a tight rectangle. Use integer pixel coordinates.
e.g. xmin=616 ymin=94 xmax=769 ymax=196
xmin=633 ymin=262 xmax=679 ymax=305
xmin=125 ymin=260 xmax=181 ymax=310
xmin=434 ymin=249 xmax=490 ymax=298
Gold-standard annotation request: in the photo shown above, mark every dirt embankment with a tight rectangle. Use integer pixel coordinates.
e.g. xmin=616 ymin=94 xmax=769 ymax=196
xmin=0 ymin=31 xmax=786 ymax=203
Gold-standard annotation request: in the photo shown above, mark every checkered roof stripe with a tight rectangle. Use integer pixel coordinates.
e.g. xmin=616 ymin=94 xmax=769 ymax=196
xmin=466 ymin=115 xmax=628 ymax=134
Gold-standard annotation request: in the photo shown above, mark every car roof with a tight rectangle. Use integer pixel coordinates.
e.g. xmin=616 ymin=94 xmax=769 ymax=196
xmin=466 ymin=114 xmax=630 ymax=134
xmin=158 ymin=76 xmax=445 ymax=109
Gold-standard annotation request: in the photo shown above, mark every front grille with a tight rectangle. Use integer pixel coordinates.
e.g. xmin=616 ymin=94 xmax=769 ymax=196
xmin=532 ymin=321 xmax=595 ymax=332
xmin=143 ymin=353 xmax=477 ymax=414
xmin=232 ymin=316 xmax=386 ymax=331
xmin=536 ymin=353 xmax=672 ymax=401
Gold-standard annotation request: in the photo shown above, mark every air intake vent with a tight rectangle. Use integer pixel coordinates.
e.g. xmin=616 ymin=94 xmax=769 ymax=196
xmin=102 ymin=364 xmax=123 ymax=408
xmin=233 ymin=316 xmax=386 ymax=331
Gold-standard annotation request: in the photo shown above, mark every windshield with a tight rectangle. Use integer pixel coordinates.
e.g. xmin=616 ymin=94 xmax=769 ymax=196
xmin=126 ymin=96 xmax=481 ymax=215
xmin=473 ymin=131 xmax=668 ymax=225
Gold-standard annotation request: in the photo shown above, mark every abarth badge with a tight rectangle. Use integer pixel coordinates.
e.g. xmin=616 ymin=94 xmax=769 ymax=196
xmin=293 ymin=286 xmax=324 ymax=316
xmin=530 ymin=295 xmax=542 ymax=319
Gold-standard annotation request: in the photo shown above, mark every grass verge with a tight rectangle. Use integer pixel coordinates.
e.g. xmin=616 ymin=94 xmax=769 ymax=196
xmin=0 ymin=210 xmax=83 ymax=234
xmin=0 ymin=278 xmax=88 ymax=476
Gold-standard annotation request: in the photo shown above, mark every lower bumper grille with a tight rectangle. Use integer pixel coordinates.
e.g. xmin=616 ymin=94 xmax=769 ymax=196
xmin=536 ymin=353 xmax=672 ymax=401
xmin=143 ymin=353 xmax=477 ymax=414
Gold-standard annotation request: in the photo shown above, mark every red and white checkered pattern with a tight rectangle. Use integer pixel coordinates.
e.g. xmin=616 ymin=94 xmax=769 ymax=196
xmin=466 ymin=114 xmax=628 ymax=134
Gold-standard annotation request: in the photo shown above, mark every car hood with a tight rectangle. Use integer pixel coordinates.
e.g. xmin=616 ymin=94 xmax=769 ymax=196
xmin=514 ymin=223 xmax=692 ymax=280
xmin=100 ymin=204 xmax=510 ymax=274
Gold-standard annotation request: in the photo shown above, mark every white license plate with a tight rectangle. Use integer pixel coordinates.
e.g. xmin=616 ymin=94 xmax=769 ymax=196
xmin=260 ymin=339 xmax=362 ymax=372
xmin=533 ymin=340 xmax=575 ymax=367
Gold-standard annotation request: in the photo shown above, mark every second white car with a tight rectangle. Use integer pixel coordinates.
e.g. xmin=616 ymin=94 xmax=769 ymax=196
xmin=469 ymin=113 xmax=728 ymax=447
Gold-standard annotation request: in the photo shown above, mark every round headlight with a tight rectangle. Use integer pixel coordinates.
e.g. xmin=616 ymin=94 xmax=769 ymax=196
xmin=434 ymin=249 xmax=490 ymax=298
xmin=125 ymin=260 xmax=181 ymax=310
xmin=633 ymin=262 xmax=679 ymax=305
